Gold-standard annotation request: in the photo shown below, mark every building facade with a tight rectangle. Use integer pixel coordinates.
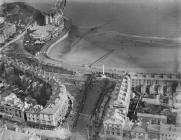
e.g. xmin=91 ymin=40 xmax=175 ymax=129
xmin=0 ymin=61 xmax=72 ymax=130
xmin=100 ymin=75 xmax=132 ymax=139
xmin=129 ymin=73 xmax=181 ymax=140
xmin=137 ymin=113 xmax=167 ymax=124
xmin=130 ymin=73 xmax=181 ymax=88
xmin=0 ymin=93 xmax=26 ymax=122
xmin=25 ymin=85 xmax=69 ymax=129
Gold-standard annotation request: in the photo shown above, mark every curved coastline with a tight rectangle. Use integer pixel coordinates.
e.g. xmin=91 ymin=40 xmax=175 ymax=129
xmin=4 ymin=18 xmax=179 ymax=76
xmin=41 ymin=27 xmax=181 ymax=74
xmin=36 ymin=18 xmax=143 ymax=75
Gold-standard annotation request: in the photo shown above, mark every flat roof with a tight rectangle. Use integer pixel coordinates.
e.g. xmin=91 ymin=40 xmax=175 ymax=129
xmin=40 ymin=91 xmax=68 ymax=115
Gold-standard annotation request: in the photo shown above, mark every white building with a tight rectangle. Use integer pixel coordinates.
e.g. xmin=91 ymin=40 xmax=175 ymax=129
xmin=44 ymin=0 xmax=65 ymax=28
xmin=101 ymin=75 xmax=132 ymax=139
xmin=29 ymin=25 xmax=54 ymax=41
xmin=26 ymin=84 xmax=69 ymax=128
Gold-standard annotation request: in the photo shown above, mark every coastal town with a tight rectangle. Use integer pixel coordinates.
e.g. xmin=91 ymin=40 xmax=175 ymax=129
xmin=0 ymin=0 xmax=181 ymax=140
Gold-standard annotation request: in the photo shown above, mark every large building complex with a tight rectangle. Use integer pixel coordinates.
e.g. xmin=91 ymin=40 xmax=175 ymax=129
xmin=0 ymin=61 xmax=72 ymax=130
xmin=100 ymin=75 xmax=132 ymax=139
xmin=26 ymin=84 xmax=69 ymax=128
xmin=29 ymin=24 xmax=64 ymax=41
xmin=28 ymin=0 xmax=65 ymax=42
xmin=23 ymin=0 xmax=68 ymax=56
xmin=129 ymin=73 xmax=181 ymax=140
xmin=98 ymin=73 xmax=181 ymax=140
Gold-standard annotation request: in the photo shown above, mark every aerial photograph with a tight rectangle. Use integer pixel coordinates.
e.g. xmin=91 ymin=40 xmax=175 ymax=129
xmin=0 ymin=0 xmax=181 ymax=139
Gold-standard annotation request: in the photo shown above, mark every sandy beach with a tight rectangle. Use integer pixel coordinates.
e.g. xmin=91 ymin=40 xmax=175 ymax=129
xmin=47 ymin=28 xmax=181 ymax=73
xmin=49 ymin=0 xmax=181 ymax=73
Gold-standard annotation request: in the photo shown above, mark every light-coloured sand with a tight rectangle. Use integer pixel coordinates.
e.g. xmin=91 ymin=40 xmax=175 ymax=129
xmin=46 ymin=0 xmax=181 ymax=73
xmin=47 ymin=28 xmax=181 ymax=73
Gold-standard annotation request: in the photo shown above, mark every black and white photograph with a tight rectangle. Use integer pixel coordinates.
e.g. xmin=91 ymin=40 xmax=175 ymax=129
xmin=0 ymin=0 xmax=181 ymax=139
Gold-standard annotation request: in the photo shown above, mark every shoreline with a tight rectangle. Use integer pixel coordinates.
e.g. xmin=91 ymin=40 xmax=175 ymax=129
xmin=45 ymin=29 xmax=181 ymax=74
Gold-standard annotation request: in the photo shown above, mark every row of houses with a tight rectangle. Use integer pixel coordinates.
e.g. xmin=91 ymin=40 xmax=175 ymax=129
xmin=26 ymin=85 xmax=69 ymax=128
xmin=129 ymin=73 xmax=181 ymax=140
xmin=0 ymin=78 xmax=69 ymax=129
xmin=130 ymin=73 xmax=181 ymax=81
xmin=130 ymin=72 xmax=181 ymax=89
xmin=97 ymin=72 xmax=181 ymax=139
xmin=130 ymin=123 xmax=181 ymax=140
xmin=100 ymin=75 xmax=132 ymax=139
xmin=0 ymin=59 xmax=72 ymax=129
xmin=139 ymin=84 xmax=172 ymax=95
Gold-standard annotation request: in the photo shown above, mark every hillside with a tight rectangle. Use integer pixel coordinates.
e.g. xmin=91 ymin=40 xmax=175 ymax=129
xmin=1 ymin=2 xmax=45 ymax=25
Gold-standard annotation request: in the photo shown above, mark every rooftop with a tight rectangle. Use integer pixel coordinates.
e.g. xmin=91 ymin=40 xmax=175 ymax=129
xmin=30 ymin=30 xmax=50 ymax=39
xmin=40 ymin=85 xmax=68 ymax=115
xmin=103 ymin=76 xmax=131 ymax=126
xmin=160 ymin=124 xmax=181 ymax=134
xmin=131 ymin=125 xmax=147 ymax=133
xmin=110 ymin=76 xmax=131 ymax=108
xmin=30 ymin=25 xmax=55 ymax=32
xmin=25 ymin=84 xmax=68 ymax=115
xmin=130 ymin=73 xmax=181 ymax=81
xmin=1 ymin=62 xmax=70 ymax=116
xmin=1 ymin=93 xmax=25 ymax=109
xmin=0 ymin=80 xmax=41 ymax=112
xmin=104 ymin=107 xmax=127 ymax=125
xmin=147 ymin=124 xmax=160 ymax=132
xmin=137 ymin=113 xmax=167 ymax=119
xmin=0 ymin=17 xmax=4 ymax=24
xmin=138 ymin=103 xmax=170 ymax=116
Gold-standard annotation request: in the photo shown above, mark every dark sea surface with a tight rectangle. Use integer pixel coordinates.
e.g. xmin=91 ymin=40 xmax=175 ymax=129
xmin=6 ymin=0 xmax=181 ymax=39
